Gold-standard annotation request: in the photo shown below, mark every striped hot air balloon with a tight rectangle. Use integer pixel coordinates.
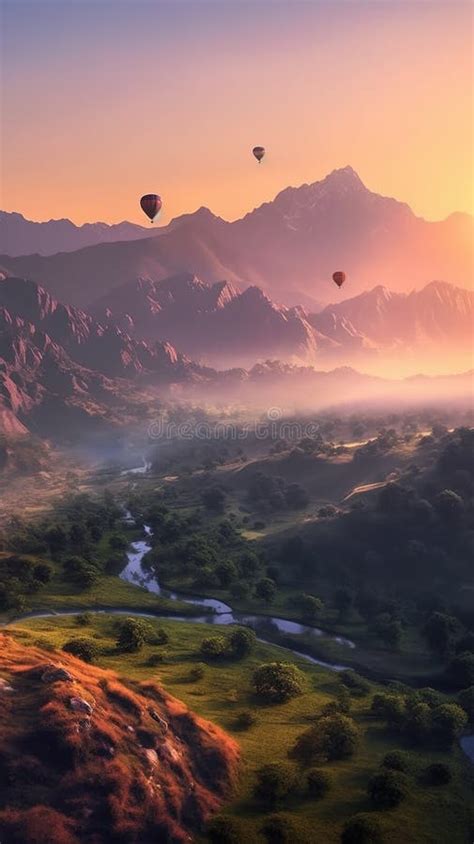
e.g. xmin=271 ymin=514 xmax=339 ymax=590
xmin=252 ymin=146 xmax=265 ymax=163
xmin=332 ymin=271 xmax=346 ymax=289
xmin=140 ymin=194 xmax=162 ymax=223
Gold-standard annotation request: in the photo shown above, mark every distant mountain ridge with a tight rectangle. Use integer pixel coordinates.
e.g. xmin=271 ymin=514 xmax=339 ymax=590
xmin=89 ymin=273 xmax=473 ymax=370
xmin=0 ymin=210 xmax=151 ymax=256
xmin=0 ymin=276 xmax=471 ymax=440
xmin=309 ymin=280 xmax=473 ymax=350
xmin=1 ymin=167 xmax=472 ymax=306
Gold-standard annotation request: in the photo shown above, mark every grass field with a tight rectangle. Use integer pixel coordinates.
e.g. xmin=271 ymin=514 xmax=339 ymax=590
xmin=9 ymin=613 xmax=474 ymax=844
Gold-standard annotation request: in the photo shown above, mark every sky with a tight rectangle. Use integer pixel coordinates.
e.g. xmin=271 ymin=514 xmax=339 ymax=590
xmin=1 ymin=0 xmax=473 ymax=226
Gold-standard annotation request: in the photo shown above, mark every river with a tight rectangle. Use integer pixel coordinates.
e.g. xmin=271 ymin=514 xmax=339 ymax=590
xmin=119 ymin=519 xmax=354 ymax=672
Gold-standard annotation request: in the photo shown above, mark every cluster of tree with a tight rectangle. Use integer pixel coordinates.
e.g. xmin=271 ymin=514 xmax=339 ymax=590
xmin=370 ymin=689 xmax=467 ymax=748
xmin=246 ymin=472 xmax=309 ymax=512
xmin=137 ymin=498 xmax=281 ymax=603
xmin=115 ymin=617 xmax=169 ymax=653
xmin=199 ymin=627 xmax=256 ymax=660
xmin=0 ymin=554 xmax=52 ymax=613
xmin=271 ymin=428 xmax=474 ymax=662
xmin=3 ymin=492 xmax=127 ymax=600
xmin=290 ymin=713 xmax=361 ymax=764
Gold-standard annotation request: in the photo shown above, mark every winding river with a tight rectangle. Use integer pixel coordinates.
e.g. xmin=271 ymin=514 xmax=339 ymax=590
xmin=119 ymin=520 xmax=354 ymax=672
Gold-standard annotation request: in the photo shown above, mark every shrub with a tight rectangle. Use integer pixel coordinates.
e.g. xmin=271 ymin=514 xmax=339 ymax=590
xmin=206 ymin=815 xmax=244 ymax=844
xmin=254 ymin=763 xmax=296 ymax=809
xmin=306 ymin=768 xmax=331 ymax=798
xmin=341 ymin=813 xmax=384 ymax=843
xmin=252 ymin=662 xmax=305 ymax=703
xmin=189 ymin=663 xmax=206 ymax=681
xmin=62 ymin=637 xmax=99 ymax=663
xmin=368 ymin=770 xmax=409 ymax=809
xmin=234 ymin=710 xmax=257 ymax=730
xmin=116 ymin=617 xmax=152 ymax=652
xmin=291 ymin=714 xmax=360 ymax=763
xmin=424 ymin=762 xmax=452 ymax=785
xmin=228 ymin=627 xmax=256 ymax=659
xmin=200 ymin=635 xmax=228 ymax=659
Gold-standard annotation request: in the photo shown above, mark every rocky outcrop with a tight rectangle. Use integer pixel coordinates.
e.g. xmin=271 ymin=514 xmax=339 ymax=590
xmin=0 ymin=633 xmax=239 ymax=844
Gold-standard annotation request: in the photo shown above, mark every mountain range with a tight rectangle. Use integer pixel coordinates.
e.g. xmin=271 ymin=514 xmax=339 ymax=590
xmin=0 ymin=276 xmax=471 ymax=441
xmin=0 ymin=211 xmax=151 ymax=256
xmin=90 ymin=273 xmax=472 ymax=371
xmin=1 ymin=167 xmax=472 ymax=307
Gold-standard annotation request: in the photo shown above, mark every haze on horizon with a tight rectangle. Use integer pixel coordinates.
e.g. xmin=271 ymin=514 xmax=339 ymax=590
xmin=2 ymin=0 xmax=473 ymax=227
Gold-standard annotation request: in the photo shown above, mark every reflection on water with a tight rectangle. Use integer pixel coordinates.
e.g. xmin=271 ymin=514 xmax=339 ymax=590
xmin=118 ymin=522 xmax=354 ymax=671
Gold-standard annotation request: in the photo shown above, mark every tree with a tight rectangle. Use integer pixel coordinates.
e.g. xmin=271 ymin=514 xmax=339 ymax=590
xmin=116 ymin=618 xmax=151 ymax=652
xmin=306 ymin=769 xmax=331 ymax=798
xmin=64 ymin=556 xmax=99 ymax=589
xmin=33 ymin=563 xmax=53 ymax=584
xmin=431 ymin=703 xmax=467 ymax=746
xmin=200 ymin=635 xmax=228 ymax=659
xmin=341 ymin=813 xmax=384 ymax=844
xmin=252 ymin=662 xmax=305 ymax=703
xmin=291 ymin=714 xmax=360 ymax=764
xmin=255 ymin=577 xmax=276 ymax=605
xmin=371 ymin=693 xmax=406 ymax=728
xmin=423 ymin=612 xmax=459 ymax=658
xmin=368 ymin=770 xmax=409 ymax=809
xmin=215 ymin=560 xmax=237 ymax=587
xmin=254 ymin=763 xmax=296 ymax=809
xmin=299 ymin=594 xmax=324 ymax=623
xmin=403 ymin=701 xmax=431 ymax=745
xmin=62 ymin=637 xmax=99 ymax=663
xmin=45 ymin=524 xmax=68 ymax=556
xmin=228 ymin=627 xmax=256 ymax=659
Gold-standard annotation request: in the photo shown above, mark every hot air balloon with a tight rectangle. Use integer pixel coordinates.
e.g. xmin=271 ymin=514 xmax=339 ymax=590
xmin=140 ymin=194 xmax=162 ymax=223
xmin=332 ymin=271 xmax=346 ymax=289
xmin=252 ymin=146 xmax=265 ymax=164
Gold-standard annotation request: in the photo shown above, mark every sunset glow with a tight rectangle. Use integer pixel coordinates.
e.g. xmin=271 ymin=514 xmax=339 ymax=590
xmin=2 ymin=0 xmax=473 ymax=226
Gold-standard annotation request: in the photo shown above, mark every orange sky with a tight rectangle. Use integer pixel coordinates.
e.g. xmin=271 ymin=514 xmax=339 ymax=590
xmin=2 ymin=0 xmax=473 ymax=226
